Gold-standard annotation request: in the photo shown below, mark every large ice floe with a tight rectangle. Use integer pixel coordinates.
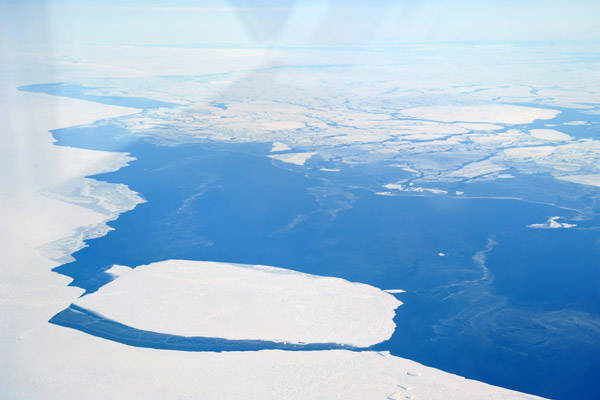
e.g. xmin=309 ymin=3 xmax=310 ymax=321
xmin=529 ymin=129 xmax=572 ymax=141
xmin=75 ymin=260 xmax=401 ymax=347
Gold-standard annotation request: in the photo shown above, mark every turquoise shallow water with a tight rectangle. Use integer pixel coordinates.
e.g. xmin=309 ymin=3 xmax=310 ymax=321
xmin=23 ymin=84 xmax=600 ymax=400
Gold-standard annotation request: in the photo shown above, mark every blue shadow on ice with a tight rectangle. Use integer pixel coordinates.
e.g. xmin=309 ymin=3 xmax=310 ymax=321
xmin=50 ymin=304 xmax=362 ymax=353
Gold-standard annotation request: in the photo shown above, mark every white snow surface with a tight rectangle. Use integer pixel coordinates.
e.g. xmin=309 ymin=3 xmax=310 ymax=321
xmin=270 ymin=141 xmax=292 ymax=152
xmin=75 ymin=259 xmax=401 ymax=347
xmin=529 ymin=129 xmax=572 ymax=141
xmin=384 ymin=183 xmax=448 ymax=195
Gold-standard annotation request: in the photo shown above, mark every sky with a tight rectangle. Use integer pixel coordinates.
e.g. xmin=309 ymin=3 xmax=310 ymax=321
xmin=2 ymin=0 xmax=600 ymax=50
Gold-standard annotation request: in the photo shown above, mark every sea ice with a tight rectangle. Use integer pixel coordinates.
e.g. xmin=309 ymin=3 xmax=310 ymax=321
xmin=527 ymin=216 xmax=577 ymax=229
xmin=385 ymin=289 xmax=406 ymax=294
xmin=270 ymin=142 xmax=292 ymax=152
xmin=399 ymin=105 xmax=559 ymax=124
xmin=383 ymin=183 xmax=448 ymax=195
xmin=261 ymin=121 xmax=305 ymax=130
xmin=529 ymin=129 xmax=572 ymax=141
xmin=268 ymin=152 xmax=317 ymax=166
xmin=557 ymin=174 xmax=600 ymax=188
xmin=503 ymin=146 xmax=556 ymax=158
xmin=74 ymin=260 xmax=402 ymax=347
xmin=449 ymin=160 xmax=507 ymax=179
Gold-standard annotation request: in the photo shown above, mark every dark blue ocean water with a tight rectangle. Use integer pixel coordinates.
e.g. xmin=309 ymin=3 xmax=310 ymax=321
xmin=22 ymin=84 xmax=600 ymax=400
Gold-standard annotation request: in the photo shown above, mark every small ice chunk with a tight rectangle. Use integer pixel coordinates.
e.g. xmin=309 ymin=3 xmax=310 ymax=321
xmin=270 ymin=142 xmax=291 ymax=152
xmin=384 ymin=289 xmax=406 ymax=294
xmin=528 ymin=216 xmax=577 ymax=229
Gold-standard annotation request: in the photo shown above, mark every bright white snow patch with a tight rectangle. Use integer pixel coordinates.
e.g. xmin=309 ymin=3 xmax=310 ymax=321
xmin=268 ymin=152 xmax=316 ymax=166
xmin=399 ymin=105 xmax=559 ymax=124
xmin=528 ymin=216 xmax=577 ymax=229
xmin=74 ymin=260 xmax=401 ymax=347
xmin=529 ymin=129 xmax=572 ymax=141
